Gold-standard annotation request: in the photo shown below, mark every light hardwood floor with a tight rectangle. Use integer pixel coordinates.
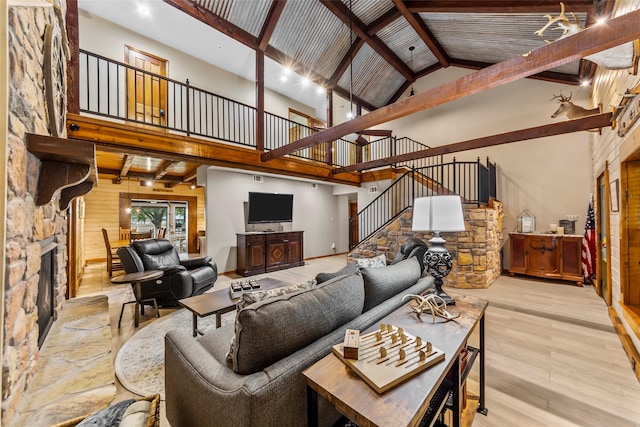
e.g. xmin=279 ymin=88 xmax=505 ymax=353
xmin=77 ymin=256 xmax=640 ymax=426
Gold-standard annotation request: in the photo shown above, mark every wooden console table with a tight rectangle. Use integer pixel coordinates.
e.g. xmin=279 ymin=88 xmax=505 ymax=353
xmin=302 ymin=295 xmax=488 ymax=427
xmin=509 ymin=232 xmax=583 ymax=285
xmin=236 ymin=231 xmax=304 ymax=276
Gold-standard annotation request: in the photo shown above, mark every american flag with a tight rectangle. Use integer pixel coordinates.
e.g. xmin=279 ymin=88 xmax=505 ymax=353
xmin=581 ymin=201 xmax=596 ymax=283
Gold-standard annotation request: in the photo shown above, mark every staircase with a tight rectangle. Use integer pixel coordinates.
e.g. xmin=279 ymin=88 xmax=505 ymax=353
xmin=350 ymin=157 xmax=497 ymax=249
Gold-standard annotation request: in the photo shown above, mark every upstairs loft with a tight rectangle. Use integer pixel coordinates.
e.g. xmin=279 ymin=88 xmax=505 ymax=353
xmin=68 ymin=50 xmax=447 ymax=188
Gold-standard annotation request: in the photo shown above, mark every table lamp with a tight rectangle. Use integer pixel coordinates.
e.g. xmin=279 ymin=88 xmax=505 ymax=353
xmin=412 ymin=195 xmax=466 ymax=305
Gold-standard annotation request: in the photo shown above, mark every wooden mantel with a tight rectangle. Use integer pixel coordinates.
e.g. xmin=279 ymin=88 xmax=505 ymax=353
xmin=26 ymin=133 xmax=97 ymax=210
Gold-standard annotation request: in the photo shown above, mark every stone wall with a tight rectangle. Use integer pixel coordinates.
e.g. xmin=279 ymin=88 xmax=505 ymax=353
xmin=349 ymin=201 xmax=504 ymax=289
xmin=4 ymin=4 xmax=69 ymax=425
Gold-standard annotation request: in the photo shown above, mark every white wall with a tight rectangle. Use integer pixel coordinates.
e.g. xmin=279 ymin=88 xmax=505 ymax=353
xmin=380 ymin=68 xmax=593 ymax=266
xmin=78 ymin=13 xmax=316 ymax=118
xmin=205 ymin=169 xmax=352 ymax=273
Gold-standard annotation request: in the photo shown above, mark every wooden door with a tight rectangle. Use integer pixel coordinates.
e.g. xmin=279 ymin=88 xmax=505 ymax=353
xmin=596 ymin=172 xmax=611 ymax=304
xmin=624 ymin=160 xmax=640 ymax=306
xmin=125 ymin=46 xmax=167 ymax=126
xmin=349 ymin=201 xmax=358 ymax=249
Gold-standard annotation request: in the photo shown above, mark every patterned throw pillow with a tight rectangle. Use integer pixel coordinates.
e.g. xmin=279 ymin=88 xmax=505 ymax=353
xmin=236 ymin=279 xmax=317 ymax=311
xmin=353 ymin=254 xmax=387 ymax=268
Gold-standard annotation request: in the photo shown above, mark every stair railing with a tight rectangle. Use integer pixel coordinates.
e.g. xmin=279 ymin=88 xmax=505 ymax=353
xmin=350 ymin=157 xmax=497 ymax=248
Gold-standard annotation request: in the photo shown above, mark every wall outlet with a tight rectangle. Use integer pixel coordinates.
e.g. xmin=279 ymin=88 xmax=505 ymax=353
xmin=331 ymin=242 xmax=336 ymax=249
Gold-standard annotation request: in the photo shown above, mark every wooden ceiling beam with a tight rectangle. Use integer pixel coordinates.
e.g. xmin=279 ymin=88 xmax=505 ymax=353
xmin=154 ymin=160 xmax=179 ymax=180
xmin=99 ymin=168 xmax=185 ymax=183
xmin=320 ymin=0 xmax=414 ymax=81
xmin=67 ymin=114 xmax=361 ymax=186
xmin=258 ymin=0 xmax=287 ymax=51
xmin=332 ymin=85 xmax=378 ymax=114
xmin=260 ymin=8 xmax=640 ymax=162
xmin=162 ymin=0 xmax=258 ymax=49
xmin=450 ymin=58 xmax=581 ymax=85
xmin=333 ymin=113 xmax=612 ymax=174
xmin=393 ymin=0 xmax=449 ymax=67
xmin=329 ymin=37 xmax=365 ymax=86
xmin=120 ymin=154 xmax=134 ymax=177
xmin=404 ymin=0 xmax=594 ymax=13
xmin=367 ymin=8 xmax=402 ymax=35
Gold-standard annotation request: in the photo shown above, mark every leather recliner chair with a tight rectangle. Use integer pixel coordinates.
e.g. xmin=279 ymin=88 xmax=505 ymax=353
xmin=390 ymin=238 xmax=428 ymax=273
xmin=117 ymin=239 xmax=218 ymax=306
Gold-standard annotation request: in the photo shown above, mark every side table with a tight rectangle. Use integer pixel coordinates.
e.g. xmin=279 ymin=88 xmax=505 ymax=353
xmin=111 ymin=270 xmax=164 ymax=327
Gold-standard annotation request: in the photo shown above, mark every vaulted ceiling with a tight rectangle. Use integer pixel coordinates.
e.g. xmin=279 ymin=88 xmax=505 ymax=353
xmin=163 ymin=0 xmax=607 ymax=111
xmin=77 ymin=0 xmax=616 ymax=186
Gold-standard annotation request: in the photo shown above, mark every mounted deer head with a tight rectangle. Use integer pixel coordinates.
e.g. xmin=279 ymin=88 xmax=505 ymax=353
xmin=535 ymin=2 xmax=639 ymax=72
xmin=550 ymin=91 xmax=600 ymax=119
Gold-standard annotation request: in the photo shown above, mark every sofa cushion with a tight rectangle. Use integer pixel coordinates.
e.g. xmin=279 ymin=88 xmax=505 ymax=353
xmin=231 ymin=272 xmax=365 ymax=374
xmin=361 ymin=257 xmax=421 ymax=311
xmin=353 ymin=253 xmax=387 ymax=268
xmin=315 ymin=262 xmax=360 ymax=284
xmin=236 ymin=279 xmax=316 ymax=311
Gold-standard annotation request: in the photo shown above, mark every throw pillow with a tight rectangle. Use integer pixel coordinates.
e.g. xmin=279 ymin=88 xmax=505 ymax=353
xmin=75 ymin=399 xmax=135 ymax=427
xmin=227 ymin=279 xmax=317 ymax=364
xmin=315 ymin=262 xmax=360 ymax=284
xmin=231 ymin=272 xmax=365 ymax=374
xmin=352 ymin=253 xmax=386 ymax=268
xmin=236 ymin=279 xmax=317 ymax=311
xmin=53 ymin=394 xmax=160 ymax=427
xmin=360 ymin=257 xmax=421 ymax=311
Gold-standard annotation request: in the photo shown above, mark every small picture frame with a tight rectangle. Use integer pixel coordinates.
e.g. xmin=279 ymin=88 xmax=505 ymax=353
xmin=610 ymin=179 xmax=619 ymax=212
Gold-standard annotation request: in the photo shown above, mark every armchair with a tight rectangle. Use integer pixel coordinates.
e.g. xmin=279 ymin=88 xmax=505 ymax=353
xmin=390 ymin=238 xmax=428 ymax=273
xmin=117 ymin=239 xmax=218 ymax=306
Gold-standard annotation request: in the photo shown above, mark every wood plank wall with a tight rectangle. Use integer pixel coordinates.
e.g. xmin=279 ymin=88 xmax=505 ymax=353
xmin=82 ymin=175 xmax=205 ymax=264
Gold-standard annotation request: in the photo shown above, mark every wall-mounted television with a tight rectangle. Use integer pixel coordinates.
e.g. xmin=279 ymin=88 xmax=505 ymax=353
xmin=247 ymin=192 xmax=294 ymax=224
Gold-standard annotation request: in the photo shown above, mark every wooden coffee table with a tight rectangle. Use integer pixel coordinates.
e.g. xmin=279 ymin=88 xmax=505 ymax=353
xmin=302 ymin=295 xmax=488 ymax=427
xmin=179 ymin=277 xmax=290 ymax=337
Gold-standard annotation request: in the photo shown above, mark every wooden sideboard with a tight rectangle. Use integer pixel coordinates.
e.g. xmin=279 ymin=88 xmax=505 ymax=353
xmin=236 ymin=231 xmax=304 ymax=276
xmin=509 ymin=232 xmax=583 ymax=285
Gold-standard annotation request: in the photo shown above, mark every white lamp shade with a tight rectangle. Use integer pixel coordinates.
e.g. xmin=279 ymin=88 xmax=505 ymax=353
xmin=412 ymin=195 xmax=466 ymax=232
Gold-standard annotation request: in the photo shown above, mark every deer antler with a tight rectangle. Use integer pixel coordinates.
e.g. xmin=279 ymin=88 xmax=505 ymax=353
xmin=550 ymin=91 xmax=572 ymax=102
xmin=535 ymin=2 xmax=569 ymax=37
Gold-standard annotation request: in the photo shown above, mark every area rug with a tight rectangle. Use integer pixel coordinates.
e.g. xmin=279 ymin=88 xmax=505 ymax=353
xmin=114 ymin=308 xmax=235 ymax=400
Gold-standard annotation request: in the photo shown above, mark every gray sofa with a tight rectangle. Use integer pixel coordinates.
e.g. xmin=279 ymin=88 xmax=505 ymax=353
xmin=164 ymin=257 xmax=434 ymax=427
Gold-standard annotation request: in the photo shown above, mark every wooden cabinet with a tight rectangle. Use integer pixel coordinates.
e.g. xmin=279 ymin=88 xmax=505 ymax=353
xmin=237 ymin=231 xmax=304 ymax=276
xmin=509 ymin=233 xmax=583 ymax=285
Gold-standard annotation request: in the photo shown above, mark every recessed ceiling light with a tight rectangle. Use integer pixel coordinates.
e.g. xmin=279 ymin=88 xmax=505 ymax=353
xmin=595 ymin=17 xmax=607 ymax=25
xmin=301 ymin=77 xmax=310 ymax=86
xmin=316 ymin=86 xmax=325 ymax=95
xmin=580 ymin=80 xmax=591 ymax=87
xmin=346 ymin=111 xmax=354 ymax=119
xmin=280 ymin=75 xmax=288 ymax=82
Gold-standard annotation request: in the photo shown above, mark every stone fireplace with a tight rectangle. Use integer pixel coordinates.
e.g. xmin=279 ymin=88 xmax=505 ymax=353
xmin=3 ymin=4 xmax=71 ymax=425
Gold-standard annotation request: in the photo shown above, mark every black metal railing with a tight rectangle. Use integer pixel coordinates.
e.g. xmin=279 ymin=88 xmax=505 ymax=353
xmin=79 ymin=50 xmax=446 ymax=171
xmin=350 ymin=157 xmax=497 ymax=248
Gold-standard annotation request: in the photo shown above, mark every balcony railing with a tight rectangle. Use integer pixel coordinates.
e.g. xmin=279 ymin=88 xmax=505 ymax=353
xmin=78 ymin=50 xmax=439 ymax=170
xmin=350 ymin=157 xmax=497 ymax=248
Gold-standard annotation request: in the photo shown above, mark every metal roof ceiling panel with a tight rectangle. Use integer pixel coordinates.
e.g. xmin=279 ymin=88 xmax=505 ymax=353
xmin=338 ymin=44 xmax=405 ymax=107
xmin=345 ymin=0 xmax=395 ymax=26
xmin=421 ymin=12 xmax=585 ymax=75
xmin=271 ymin=0 xmax=350 ymax=79
xmin=377 ymin=16 xmax=440 ymax=71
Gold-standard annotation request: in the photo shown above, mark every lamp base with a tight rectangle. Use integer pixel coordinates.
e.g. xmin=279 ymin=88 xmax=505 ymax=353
xmin=423 ymin=233 xmax=456 ymax=306
xmin=424 ymin=287 xmax=456 ymax=306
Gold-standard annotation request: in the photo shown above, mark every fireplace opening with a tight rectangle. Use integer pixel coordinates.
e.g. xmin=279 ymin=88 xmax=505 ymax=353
xmin=38 ymin=237 xmax=57 ymax=348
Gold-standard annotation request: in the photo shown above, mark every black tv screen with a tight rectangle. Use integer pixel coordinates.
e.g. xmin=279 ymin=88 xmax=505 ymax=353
xmin=247 ymin=192 xmax=294 ymax=224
